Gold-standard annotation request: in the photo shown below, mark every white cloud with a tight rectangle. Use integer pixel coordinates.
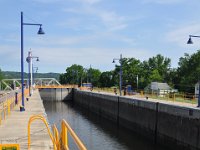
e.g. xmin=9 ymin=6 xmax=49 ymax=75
xmin=165 ymin=23 xmax=200 ymax=47
xmin=141 ymin=0 xmax=185 ymax=4
xmin=78 ymin=0 xmax=101 ymax=5
xmin=63 ymin=1 xmax=129 ymax=32
xmin=32 ymin=0 xmax=64 ymax=3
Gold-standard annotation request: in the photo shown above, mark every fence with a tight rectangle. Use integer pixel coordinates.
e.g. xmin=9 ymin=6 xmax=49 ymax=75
xmin=140 ymin=91 xmax=197 ymax=104
xmin=88 ymin=87 xmax=197 ymax=104
xmin=0 ymin=89 xmax=29 ymax=125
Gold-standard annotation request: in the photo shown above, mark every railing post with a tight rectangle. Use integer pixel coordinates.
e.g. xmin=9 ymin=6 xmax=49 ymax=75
xmin=7 ymin=99 xmax=10 ymax=115
xmin=61 ymin=121 xmax=68 ymax=148
xmin=0 ymin=111 xmax=1 ymax=125
xmin=3 ymin=103 xmax=6 ymax=120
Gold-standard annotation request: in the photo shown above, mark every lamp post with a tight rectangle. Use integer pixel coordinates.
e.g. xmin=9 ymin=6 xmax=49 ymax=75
xmin=187 ymin=35 xmax=200 ymax=107
xmin=26 ymin=51 xmax=39 ymax=96
xmin=32 ymin=66 xmax=38 ymax=87
xmin=21 ymin=11 xmax=44 ymax=111
xmin=112 ymin=54 xmax=123 ymax=96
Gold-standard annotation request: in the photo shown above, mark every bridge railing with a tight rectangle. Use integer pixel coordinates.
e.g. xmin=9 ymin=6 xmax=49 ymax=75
xmin=36 ymin=84 xmax=78 ymax=89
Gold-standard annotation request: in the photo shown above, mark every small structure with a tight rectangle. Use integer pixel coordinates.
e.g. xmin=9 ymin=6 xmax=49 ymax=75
xmin=80 ymin=83 xmax=93 ymax=91
xmin=144 ymin=82 xmax=176 ymax=96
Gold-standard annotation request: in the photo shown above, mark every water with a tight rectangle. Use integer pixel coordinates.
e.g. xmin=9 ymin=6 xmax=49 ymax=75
xmin=43 ymin=101 xmax=171 ymax=150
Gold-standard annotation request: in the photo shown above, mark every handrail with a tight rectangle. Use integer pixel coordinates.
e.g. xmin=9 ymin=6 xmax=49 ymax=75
xmin=53 ymin=125 xmax=60 ymax=150
xmin=60 ymin=120 xmax=87 ymax=150
xmin=36 ymin=84 xmax=78 ymax=89
xmin=27 ymin=115 xmax=57 ymax=149
xmin=0 ymin=89 xmax=29 ymax=125
xmin=28 ymin=115 xmax=87 ymax=150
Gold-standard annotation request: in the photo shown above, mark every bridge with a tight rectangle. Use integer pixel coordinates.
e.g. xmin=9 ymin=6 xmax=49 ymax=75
xmin=1 ymin=78 xmax=62 ymax=91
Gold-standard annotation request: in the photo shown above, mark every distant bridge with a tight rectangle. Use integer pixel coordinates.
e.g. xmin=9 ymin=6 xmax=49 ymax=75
xmin=0 ymin=78 xmax=63 ymax=91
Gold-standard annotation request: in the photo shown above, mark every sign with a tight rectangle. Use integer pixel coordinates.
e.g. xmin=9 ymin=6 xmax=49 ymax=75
xmin=0 ymin=144 xmax=20 ymax=150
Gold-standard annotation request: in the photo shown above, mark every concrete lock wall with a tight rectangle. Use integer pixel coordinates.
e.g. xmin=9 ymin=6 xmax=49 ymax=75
xmin=39 ymin=88 xmax=72 ymax=101
xmin=73 ymin=89 xmax=200 ymax=150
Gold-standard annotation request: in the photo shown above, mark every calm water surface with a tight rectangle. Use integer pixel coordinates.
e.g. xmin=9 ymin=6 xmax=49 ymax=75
xmin=43 ymin=101 xmax=172 ymax=150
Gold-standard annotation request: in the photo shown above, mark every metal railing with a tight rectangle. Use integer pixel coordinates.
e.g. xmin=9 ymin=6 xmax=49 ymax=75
xmin=36 ymin=84 xmax=78 ymax=89
xmin=0 ymin=89 xmax=29 ymax=125
xmin=28 ymin=115 xmax=87 ymax=150
xmin=140 ymin=91 xmax=197 ymax=104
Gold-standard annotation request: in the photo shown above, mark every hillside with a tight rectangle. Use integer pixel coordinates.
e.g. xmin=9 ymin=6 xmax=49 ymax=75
xmin=2 ymin=71 xmax=60 ymax=80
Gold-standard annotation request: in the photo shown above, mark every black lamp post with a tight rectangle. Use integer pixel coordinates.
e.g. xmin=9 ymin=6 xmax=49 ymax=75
xmin=187 ymin=35 xmax=200 ymax=107
xmin=21 ymin=11 xmax=44 ymax=111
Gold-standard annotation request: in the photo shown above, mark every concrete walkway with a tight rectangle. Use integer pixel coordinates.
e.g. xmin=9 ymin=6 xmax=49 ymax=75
xmin=0 ymin=90 xmax=53 ymax=150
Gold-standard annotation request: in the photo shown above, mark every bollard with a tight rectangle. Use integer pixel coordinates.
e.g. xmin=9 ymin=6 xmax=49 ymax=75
xmin=20 ymin=106 xmax=25 ymax=112
xmin=15 ymin=92 xmax=18 ymax=105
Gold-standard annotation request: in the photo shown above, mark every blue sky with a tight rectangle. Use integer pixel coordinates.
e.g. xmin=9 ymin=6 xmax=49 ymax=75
xmin=1 ymin=0 xmax=200 ymax=73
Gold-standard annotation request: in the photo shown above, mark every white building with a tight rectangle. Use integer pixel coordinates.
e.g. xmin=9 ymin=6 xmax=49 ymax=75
xmin=145 ymin=82 xmax=177 ymax=96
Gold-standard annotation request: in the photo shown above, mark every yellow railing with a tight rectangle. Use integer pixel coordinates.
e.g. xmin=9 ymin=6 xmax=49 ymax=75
xmin=36 ymin=84 xmax=78 ymax=89
xmin=0 ymin=89 xmax=29 ymax=125
xmin=139 ymin=91 xmax=197 ymax=104
xmin=59 ymin=120 xmax=87 ymax=150
xmin=28 ymin=115 xmax=56 ymax=149
xmin=28 ymin=115 xmax=87 ymax=150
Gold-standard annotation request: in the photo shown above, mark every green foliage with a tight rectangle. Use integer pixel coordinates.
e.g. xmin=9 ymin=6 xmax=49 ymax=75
xmin=176 ymin=51 xmax=200 ymax=92
xmin=2 ymin=71 xmax=60 ymax=80
xmin=112 ymin=54 xmax=171 ymax=90
xmin=87 ymin=68 xmax=101 ymax=86
xmin=0 ymin=68 xmax=4 ymax=81
xmin=59 ymin=64 xmax=101 ymax=86
xmin=64 ymin=64 xmax=85 ymax=84
xmin=120 ymin=58 xmax=141 ymax=89
xmin=149 ymin=69 xmax=162 ymax=82
xmin=98 ymin=71 xmax=115 ymax=87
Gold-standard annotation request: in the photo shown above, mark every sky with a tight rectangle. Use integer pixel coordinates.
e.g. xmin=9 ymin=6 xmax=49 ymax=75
xmin=1 ymin=0 xmax=200 ymax=73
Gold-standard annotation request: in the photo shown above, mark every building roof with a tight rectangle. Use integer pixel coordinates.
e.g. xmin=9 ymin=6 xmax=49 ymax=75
xmin=150 ymin=82 xmax=171 ymax=90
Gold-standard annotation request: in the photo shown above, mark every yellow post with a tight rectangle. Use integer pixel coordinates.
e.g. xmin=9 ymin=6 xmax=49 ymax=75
xmin=61 ymin=121 xmax=68 ymax=148
xmin=0 ymin=111 xmax=1 ymax=125
xmin=61 ymin=120 xmax=87 ymax=150
xmin=7 ymin=99 xmax=10 ymax=115
xmin=3 ymin=103 xmax=6 ymax=120
xmin=140 ymin=91 xmax=143 ymax=96
xmin=173 ymin=93 xmax=175 ymax=102
xmin=53 ymin=125 xmax=60 ymax=150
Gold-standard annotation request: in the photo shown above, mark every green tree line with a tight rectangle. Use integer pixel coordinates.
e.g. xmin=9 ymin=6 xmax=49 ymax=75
xmin=60 ymin=51 xmax=200 ymax=93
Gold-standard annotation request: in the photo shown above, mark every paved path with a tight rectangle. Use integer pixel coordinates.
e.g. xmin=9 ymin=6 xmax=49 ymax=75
xmin=0 ymin=90 xmax=53 ymax=150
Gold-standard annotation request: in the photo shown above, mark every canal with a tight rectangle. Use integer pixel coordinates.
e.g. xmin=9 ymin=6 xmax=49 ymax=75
xmin=43 ymin=101 xmax=173 ymax=150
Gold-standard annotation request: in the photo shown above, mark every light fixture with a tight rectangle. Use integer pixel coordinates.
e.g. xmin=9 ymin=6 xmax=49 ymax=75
xmin=37 ymin=26 xmax=45 ymax=34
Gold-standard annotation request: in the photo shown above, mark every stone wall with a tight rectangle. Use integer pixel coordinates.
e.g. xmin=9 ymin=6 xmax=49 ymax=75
xmin=39 ymin=88 xmax=72 ymax=101
xmin=73 ymin=89 xmax=200 ymax=150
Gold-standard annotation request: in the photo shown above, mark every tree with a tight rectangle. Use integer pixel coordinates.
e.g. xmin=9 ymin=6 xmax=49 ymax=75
xmin=99 ymin=71 xmax=115 ymax=87
xmin=147 ymin=54 xmax=171 ymax=79
xmin=119 ymin=58 xmax=142 ymax=89
xmin=0 ymin=68 xmax=3 ymax=81
xmin=87 ymin=68 xmax=101 ymax=87
xmin=59 ymin=73 xmax=67 ymax=84
xmin=149 ymin=69 xmax=162 ymax=82
xmin=177 ymin=51 xmax=200 ymax=92
xmin=64 ymin=64 xmax=85 ymax=85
